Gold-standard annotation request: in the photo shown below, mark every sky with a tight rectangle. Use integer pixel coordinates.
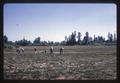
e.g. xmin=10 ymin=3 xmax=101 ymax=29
xmin=4 ymin=3 xmax=116 ymax=42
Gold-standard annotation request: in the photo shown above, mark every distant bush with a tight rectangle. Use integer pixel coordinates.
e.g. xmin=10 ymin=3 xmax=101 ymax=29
xmin=4 ymin=43 xmax=15 ymax=49
xmin=4 ymin=43 xmax=8 ymax=48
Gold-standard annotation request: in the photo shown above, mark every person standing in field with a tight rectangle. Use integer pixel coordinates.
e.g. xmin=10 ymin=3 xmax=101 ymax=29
xmin=16 ymin=47 xmax=21 ymax=55
xmin=16 ymin=46 xmax=22 ymax=56
xmin=45 ymin=50 xmax=47 ymax=54
xmin=21 ymin=47 xmax=24 ymax=55
xmin=50 ymin=46 xmax=53 ymax=54
xmin=60 ymin=47 xmax=64 ymax=55
xmin=34 ymin=47 xmax=37 ymax=54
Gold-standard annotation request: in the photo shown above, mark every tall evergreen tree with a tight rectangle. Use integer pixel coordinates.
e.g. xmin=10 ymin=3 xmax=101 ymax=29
xmin=77 ymin=32 xmax=82 ymax=45
xmin=4 ymin=35 xmax=8 ymax=43
xmin=33 ymin=37 xmax=41 ymax=45
xmin=85 ymin=32 xmax=89 ymax=45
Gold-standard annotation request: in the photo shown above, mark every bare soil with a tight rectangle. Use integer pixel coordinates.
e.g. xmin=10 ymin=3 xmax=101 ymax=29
xmin=4 ymin=46 xmax=117 ymax=80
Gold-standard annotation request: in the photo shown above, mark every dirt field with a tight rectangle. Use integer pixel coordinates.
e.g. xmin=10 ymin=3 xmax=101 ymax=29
xmin=4 ymin=45 xmax=116 ymax=80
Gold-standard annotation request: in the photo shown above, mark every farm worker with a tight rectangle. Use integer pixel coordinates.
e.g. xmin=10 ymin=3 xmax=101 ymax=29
xmin=60 ymin=47 xmax=64 ymax=55
xmin=16 ymin=48 xmax=20 ymax=55
xmin=45 ymin=50 xmax=47 ymax=54
xmin=34 ymin=47 xmax=37 ymax=54
xmin=21 ymin=47 xmax=24 ymax=54
xmin=16 ymin=47 xmax=22 ymax=56
xmin=50 ymin=46 xmax=53 ymax=54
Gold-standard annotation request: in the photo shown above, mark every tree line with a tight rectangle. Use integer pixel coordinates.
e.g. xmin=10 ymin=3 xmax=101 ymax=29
xmin=4 ymin=31 xmax=117 ymax=48
xmin=63 ymin=31 xmax=117 ymax=45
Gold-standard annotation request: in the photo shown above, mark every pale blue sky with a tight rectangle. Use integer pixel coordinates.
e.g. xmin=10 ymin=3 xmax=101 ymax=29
xmin=4 ymin=3 xmax=116 ymax=42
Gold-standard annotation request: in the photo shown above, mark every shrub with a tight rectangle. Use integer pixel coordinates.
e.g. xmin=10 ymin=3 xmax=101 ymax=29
xmin=4 ymin=43 xmax=14 ymax=49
